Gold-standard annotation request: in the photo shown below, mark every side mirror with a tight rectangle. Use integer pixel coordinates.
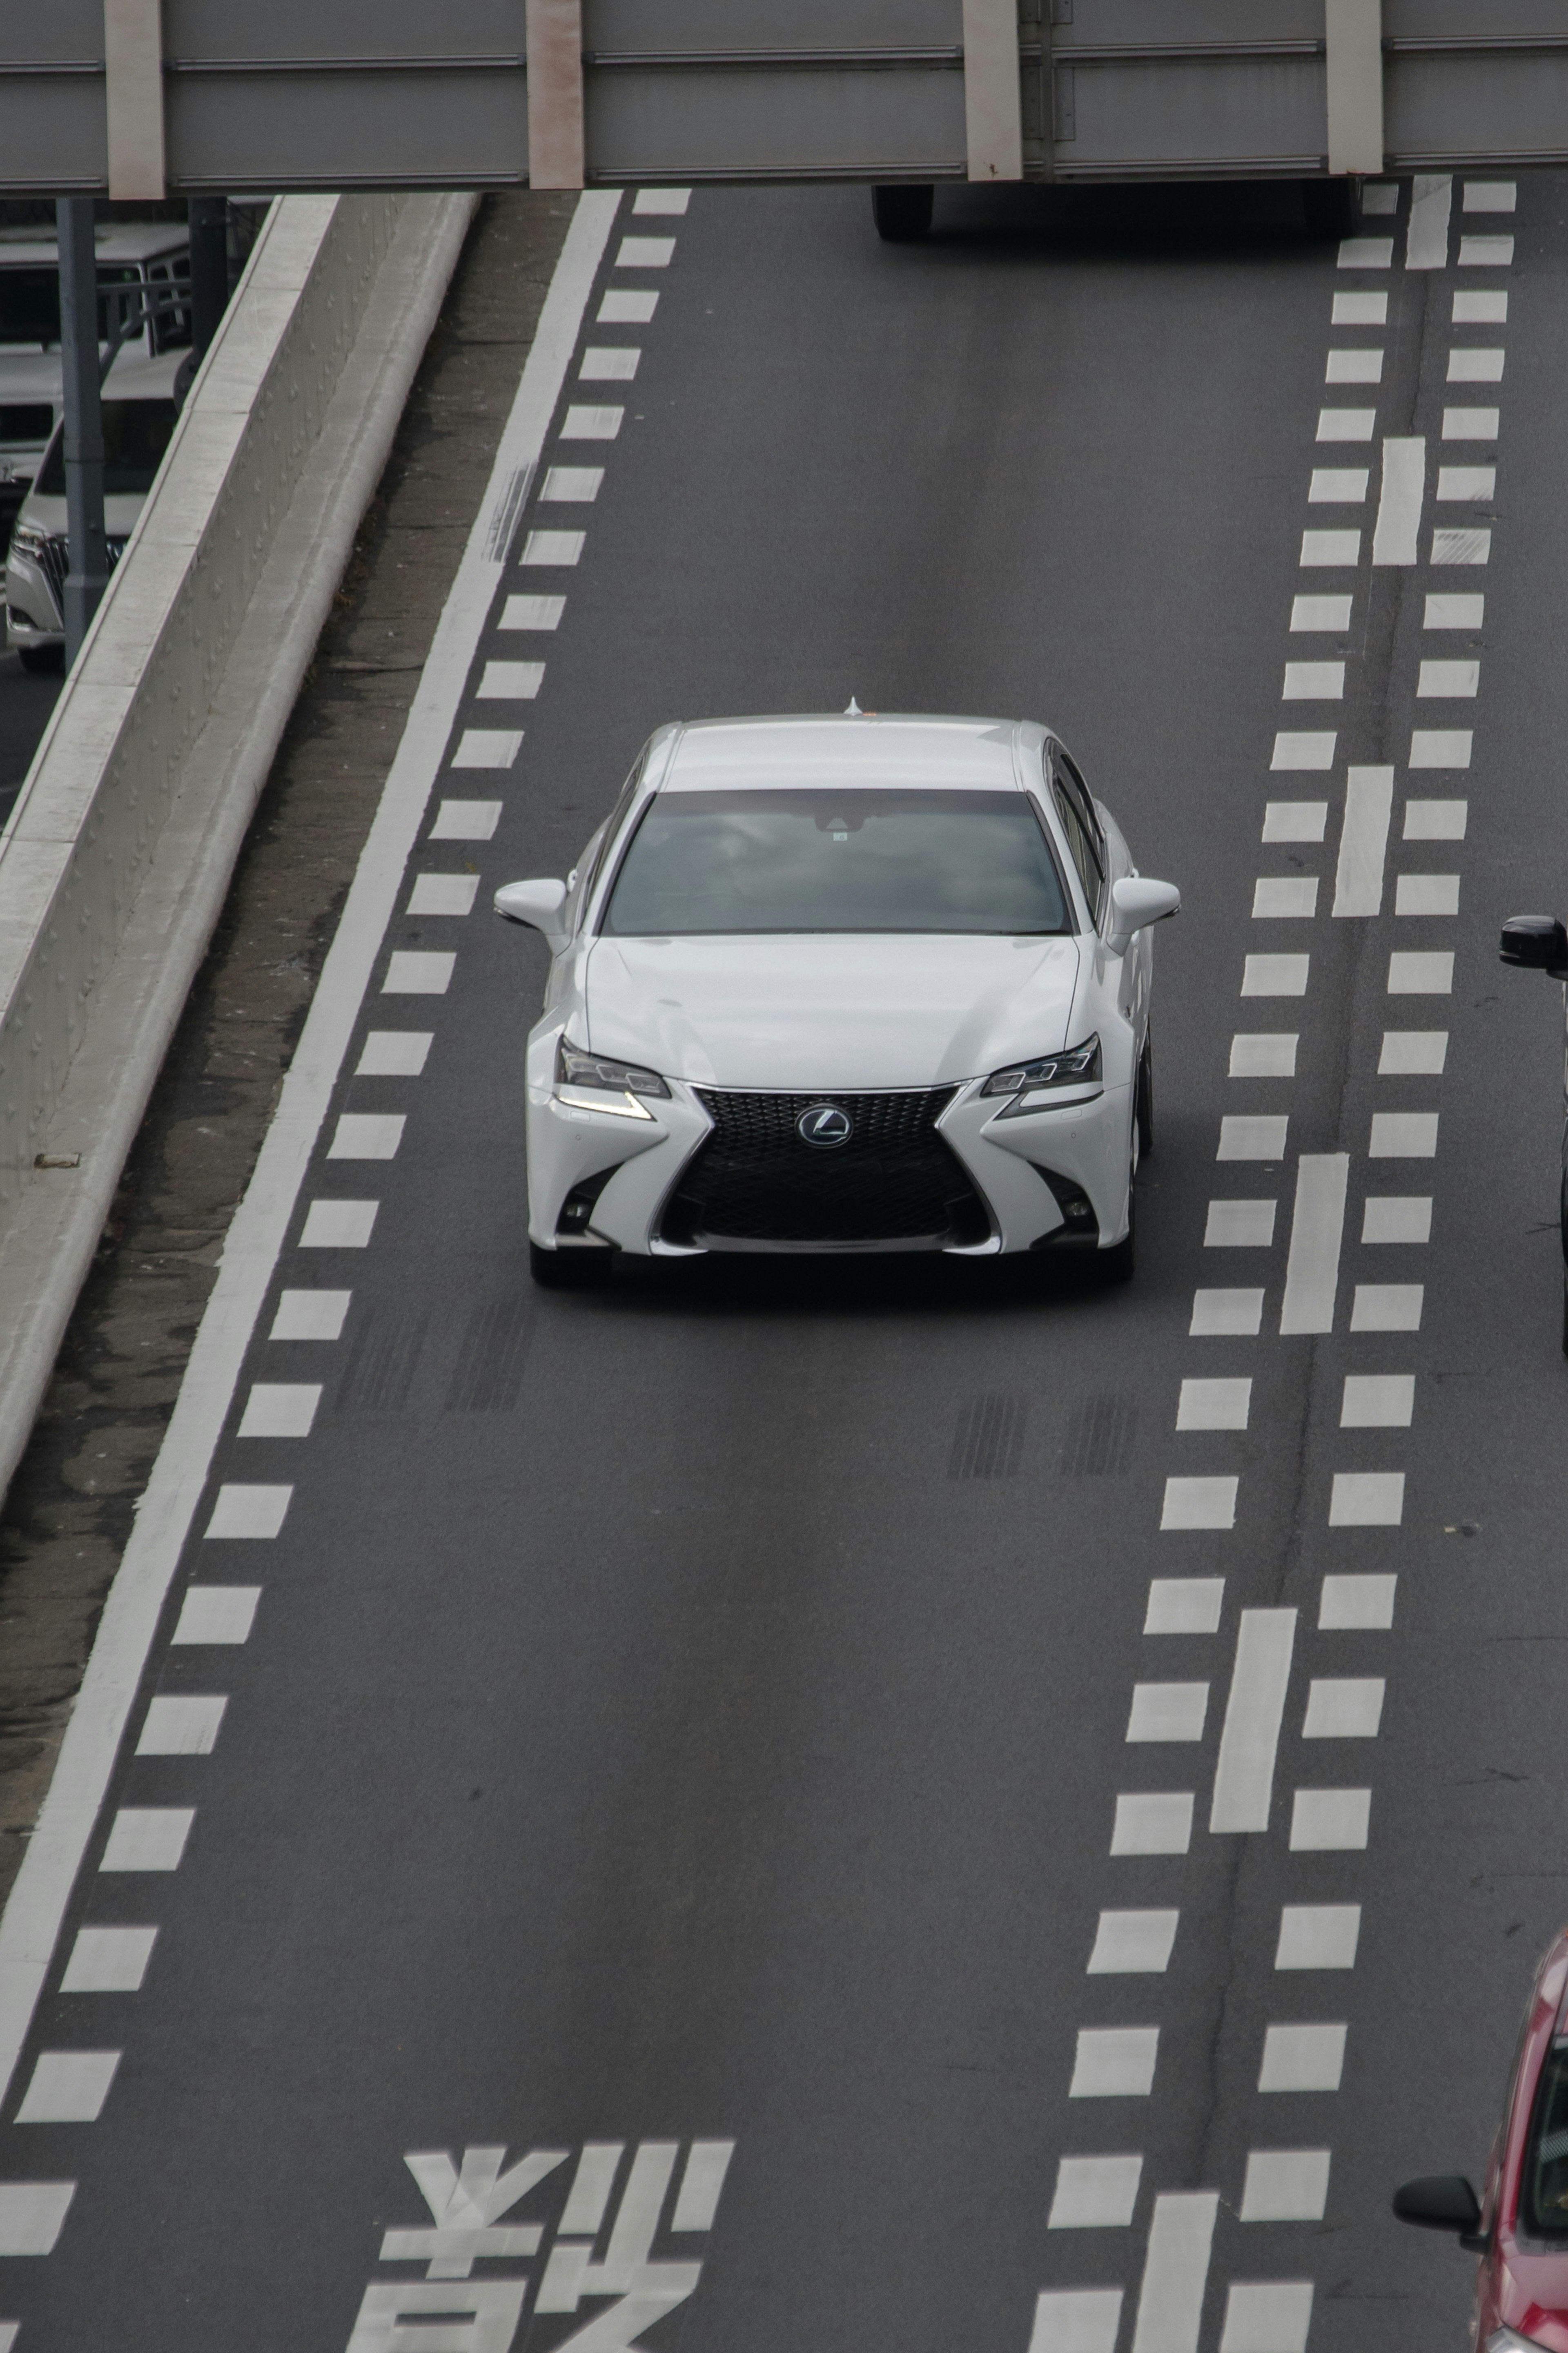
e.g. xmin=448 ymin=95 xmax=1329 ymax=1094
xmin=494 ymin=879 xmax=570 ymax=953
xmin=1107 ymin=876 xmax=1181 ymax=959
xmin=1392 ymin=2175 xmax=1487 ymax=2250
xmin=1500 ymin=915 xmax=1568 ymax=977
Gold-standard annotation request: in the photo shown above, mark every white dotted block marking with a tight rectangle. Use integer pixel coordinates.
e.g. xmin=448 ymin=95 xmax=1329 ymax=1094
xmin=357 ymin=1029 xmax=433 ymax=1073
xmin=1205 ymin=1201 xmax=1276 ymax=1249
xmin=615 ymin=235 xmax=675 ymax=265
xmin=1378 ymin=1031 xmax=1446 ymax=1075
xmin=1283 ymin=661 xmax=1344 ymax=699
xmin=1448 ymin=348 xmax=1504 ymax=383
xmin=1264 ymin=801 xmax=1328 ymax=843
xmin=560 ymin=404 xmax=623 ymax=440
xmin=238 ymin=1383 xmax=321 ymax=1437
xmin=1405 ymin=798 xmax=1467 ymax=839
xmin=383 ymin=951 xmax=455 ymax=994
xmin=1350 ymin=1284 xmax=1423 ymax=1332
xmin=1290 ymin=1789 xmax=1371 ymax=1851
xmin=1191 ymin=1289 xmax=1264 ymax=1336
xmin=633 ymin=187 xmax=690 ymax=214
xmin=1219 ymin=1115 xmax=1289 ymax=1160
xmin=0 ymin=2183 xmax=75 ymax=2254
xmin=408 ymin=874 xmax=480 ymax=919
xmin=1325 ymin=348 xmax=1381 ymax=384
xmin=1258 ymin=2023 xmax=1346 ymax=2093
xmin=137 ymin=1695 xmax=227 ymax=1757
xmin=1312 ymin=421 xmax=1373 ymax=459
xmin=1432 ymin=531 xmax=1492 ymax=573
xmin=1276 ymin=1903 xmax=1362 ymax=1969
xmin=327 ymin=1113 xmax=405 ymax=1162
xmin=1070 ymin=2027 xmax=1159 ymax=2098
xmin=1027 ymin=2289 xmax=1125 ymax=2353
xmin=1463 ymin=181 xmax=1516 ymax=212
xmin=172 ymin=1587 xmax=259 ymax=1646
xmin=299 ymin=1200 xmax=377 ymax=1249
xmin=1220 ymin=2282 xmax=1315 ymax=2353
xmin=500 ymin=593 xmax=564 ymax=630
xmin=1363 ymin=1196 xmax=1430 ymax=1244
xmin=1417 ymin=658 xmax=1479 ymax=698
xmin=1162 ymin=1476 xmax=1238 ymax=1531
xmin=61 ymin=1925 xmax=157 ymax=1993
xmin=1127 ymin=1683 xmax=1210 ymax=1741
xmin=519 ymin=530 xmax=583 ymax=567
xmin=1088 ymin=1910 xmax=1180 ymax=1975
xmin=1304 ymin=1677 xmax=1386 ymax=1737
xmin=580 ymin=347 xmax=640 ymax=381
xmin=1178 ymin=1378 xmax=1251 ymax=1433
xmin=1409 ymin=729 xmax=1472 ymax=768
xmin=1319 ymin=1574 xmax=1396 ymax=1630
xmin=16 ymin=2052 xmax=120 ymax=2123
xmin=1305 ymin=477 xmax=1364 ymax=509
xmin=477 ymin=661 xmax=545 ymax=702
xmin=599 ymin=288 xmax=657 ymax=323
xmin=1230 ymin=1034 xmax=1297 ymax=1077
xmin=1341 ymin=1374 xmax=1414 ymax=1428
xmin=1370 ymin=1111 xmax=1439 ymax=1156
xmin=204 ymin=1484 xmax=291 ymax=1539
xmin=1048 ymin=2156 xmax=1143 ymax=2229
xmin=1333 ymin=287 xmax=1386 ymax=319
xmin=452 ymin=727 xmax=524 ymax=766
xmin=541 ymin=464 xmax=603 ymax=500
xmin=1252 ymin=879 xmax=1317 ymax=919
xmin=1337 ymin=236 xmax=1392 ymax=266
xmin=1395 ymin=874 xmax=1460 ymax=917
xmin=269 ymin=1286 xmax=351 ymax=1340
xmin=1458 ymin=234 xmax=1512 ymax=265
xmin=1424 ymin=591 xmax=1484 ymax=627
xmin=1111 ymin=1793 xmax=1194 ymax=1856
xmin=99 ymin=1808 xmax=193 ymax=1872
xmin=1273 ymin=732 xmax=1337 ymax=768
xmin=1145 ymin=1578 xmax=1224 ymax=1635
xmin=1243 ymin=955 xmax=1310 ymax=997
xmin=1388 ymin=950 xmax=1452 ymax=993
xmin=1301 ymin=527 xmax=1362 ymax=567
xmin=1441 ymin=409 xmax=1497 ymax=443
xmin=1240 ymin=2149 xmax=1331 ymax=2222
xmin=1329 ymin=1470 xmax=1405 ymax=1524
xmin=1436 ymin=465 xmax=1493 ymax=500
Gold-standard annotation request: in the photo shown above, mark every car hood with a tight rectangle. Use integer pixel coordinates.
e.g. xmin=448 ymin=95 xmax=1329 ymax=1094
xmin=582 ymin=933 xmax=1084 ymax=1090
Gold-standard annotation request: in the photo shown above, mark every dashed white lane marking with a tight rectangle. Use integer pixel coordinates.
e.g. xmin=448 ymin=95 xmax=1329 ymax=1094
xmin=1417 ymin=657 xmax=1479 ymax=697
xmin=1219 ymin=1112 xmax=1290 ymax=1157
xmin=1441 ymin=406 xmax=1499 ymax=441
xmin=500 ymin=592 xmax=565 ymax=629
xmin=1325 ymin=349 xmax=1381 ymax=383
xmin=1204 ymin=1202 xmax=1277 ymax=1247
xmin=1221 ymin=2283 xmax=1314 ymax=2353
xmin=1320 ymin=1574 xmax=1396 ymax=1629
xmin=1240 ymin=2150 xmax=1332 ymax=2222
xmin=270 ymin=1287 xmax=351 ymax=1338
xmin=1279 ymin=1155 xmax=1348 ymax=1334
xmin=1331 ymin=290 xmax=1385 ymax=324
xmin=407 ymin=874 xmax=480 ymax=916
xmin=1387 ymin=948 xmax=1454 ymax=991
xmin=1088 ymin=1911 xmax=1180 ymax=1975
xmin=1362 ymin=1197 xmax=1431 ymax=1244
xmin=203 ymin=1484 xmax=292 ymax=1539
xmin=1300 ymin=524 xmax=1360 ymax=563
xmin=1408 ymin=729 xmax=1472 ymax=770
xmin=430 ymin=801 xmax=500 ymax=843
xmin=519 ymin=529 xmax=584 ymax=566
xmin=171 ymin=1587 xmax=258 ymax=1645
xmin=1070 ymin=2028 xmax=1160 ymax=2098
xmin=1423 ymin=592 xmax=1483 ymax=628
xmin=1252 ymin=880 xmax=1316 ymax=919
xmin=1379 ymin=1030 xmax=1447 ymax=1075
xmin=633 ymin=187 xmax=690 ymax=215
xmin=1436 ymin=463 xmax=1494 ymax=498
xmin=1029 ymin=2288 xmax=1124 ymax=2353
xmin=99 ymin=1809 xmax=193 ymax=1871
xmin=383 ymin=950 xmax=456 ymax=993
xmin=237 ymin=1381 xmax=323 ymax=1436
xmin=1289 ymin=1791 xmax=1370 ymax=1851
xmin=60 ymin=1926 xmax=157 ymax=1993
xmin=1304 ymin=1676 xmax=1387 ymax=1733
xmin=477 ymin=660 xmax=545 ymax=700
xmin=1404 ymin=173 xmax=1452 ymax=270
xmin=1129 ymin=2192 xmax=1219 ymax=2353
xmin=1328 ymin=1469 xmax=1406 ymax=1524
xmin=1191 ymin=1289 xmax=1264 ymax=1336
xmin=328 ymin=1113 xmax=406 ymax=1159
xmin=1463 ymin=181 xmax=1516 ymax=212
xmin=1395 ymin=874 xmax=1460 ymax=915
xmin=1371 ymin=437 xmax=1425 ymax=563
xmin=1160 ymin=1477 xmax=1237 ymax=1530
xmin=1048 ymin=2156 xmax=1144 ymax=2229
xmin=598 ymin=288 xmax=657 ymax=323
xmin=451 ymin=727 xmax=524 ymax=767
xmin=1258 ymin=2024 xmax=1346 ymax=2092
xmin=1431 ymin=526 xmax=1491 ymax=564
xmin=1405 ymin=796 xmax=1467 ymax=839
xmin=1458 ymin=234 xmax=1513 ymax=267
xmin=1281 ymin=662 xmax=1341 ymax=700
xmin=1210 ymin=1611 xmax=1296 ymax=1833
xmin=616 ymin=234 xmax=676 ymax=269
xmin=1370 ymin=1109 xmax=1439 ymax=1155
xmin=1271 ymin=729 xmax=1336 ymax=769
xmin=1145 ymin=1579 xmax=1224 ymax=1635
xmin=1332 ymin=765 xmax=1394 ymax=915
xmin=559 ymin=404 xmax=622 ymax=441
xmin=1313 ymin=412 xmax=1373 ymax=445
xmin=1111 ymin=1795 xmax=1194 ymax=1856
xmin=1305 ymin=473 xmax=1365 ymax=505
xmin=1242 ymin=954 xmax=1310 ymax=995
xmin=0 ymin=2185 xmax=73 ymax=2253
xmin=1263 ymin=800 xmax=1327 ymax=842
xmin=1126 ymin=1682 xmax=1210 ymax=1739
xmin=1230 ymin=1035 xmax=1296 ymax=1077
xmin=1448 ymin=348 xmax=1505 ymax=382
xmin=540 ymin=464 xmax=602 ymax=501
xmin=1177 ymin=1377 xmax=1251 ymax=1432
xmin=1349 ymin=1284 xmax=1424 ymax=1332
xmin=1276 ymin=1904 xmax=1361 ymax=1968
xmin=15 ymin=2053 xmax=119 ymax=2124
xmin=579 ymin=347 xmax=640 ymax=381
xmin=298 ymin=1200 xmax=378 ymax=1247
xmin=136 ymin=1696 xmax=227 ymax=1756
xmin=1336 ymin=237 xmax=1392 ymax=269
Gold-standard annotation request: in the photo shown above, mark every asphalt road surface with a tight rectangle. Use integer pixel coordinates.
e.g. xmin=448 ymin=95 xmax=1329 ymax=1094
xmin=1 ymin=172 xmax=1565 ymax=2353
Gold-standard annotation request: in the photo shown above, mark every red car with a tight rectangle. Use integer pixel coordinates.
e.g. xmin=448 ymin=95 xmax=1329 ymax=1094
xmin=1397 ymin=1926 xmax=1568 ymax=2352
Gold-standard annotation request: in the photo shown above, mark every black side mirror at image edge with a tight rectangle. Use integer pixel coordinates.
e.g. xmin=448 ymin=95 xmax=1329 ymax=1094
xmin=1500 ymin=914 xmax=1568 ymax=976
xmin=1392 ymin=2174 xmax=1490 ymax=2251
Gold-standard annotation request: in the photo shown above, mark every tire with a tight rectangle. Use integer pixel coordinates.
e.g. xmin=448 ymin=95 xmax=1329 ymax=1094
xmin=1136 ymin=1034 xmax=1155 ymax=1160
xmin=1301 ymin=177 xmax=1363 ymax=240
xmin=1100 ymin=1146 xmax=1137 ymax=1285
xmin=872 ymin=184 xmax=934 ymax=244
xmin=529 ymin=1240 xmax=601 ymax=1291
xmin=17 ymin=642 xmax=63 ymax=675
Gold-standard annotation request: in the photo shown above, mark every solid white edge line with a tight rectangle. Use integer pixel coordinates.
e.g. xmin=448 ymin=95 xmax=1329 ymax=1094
xmin=0 ymin=187 xmax=622 ymax=2110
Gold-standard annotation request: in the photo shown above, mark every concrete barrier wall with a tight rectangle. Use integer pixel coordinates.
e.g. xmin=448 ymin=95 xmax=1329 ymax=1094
xmin=0 ymin=187 xmax=477 ymax=1504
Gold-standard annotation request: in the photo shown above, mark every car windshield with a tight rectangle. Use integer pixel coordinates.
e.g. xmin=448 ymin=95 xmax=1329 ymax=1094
xmin=35 ymin=398 xmax=177 ymax=499
xmin=0 ymin=264 xmax=143 ymax=348
xmin=1521 ymin=2043 xmax=1568 ymax=2236
xmin=601 ymin=787 xmax=1072 ymax=936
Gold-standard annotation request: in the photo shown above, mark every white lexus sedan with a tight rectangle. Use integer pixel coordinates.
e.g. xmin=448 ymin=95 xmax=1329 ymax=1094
xmin=495 ymin=713 xmax=1178 ymax=1285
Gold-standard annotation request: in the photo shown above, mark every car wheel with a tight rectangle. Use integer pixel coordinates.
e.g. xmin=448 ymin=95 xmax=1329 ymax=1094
xmin=1136 ymin=1034 xmax=1155 ymax=1159
xmin=872 ymin=185 xmax=934 ymax=243
xmin=17 ymin=643 xmax=63 ymax=675
xmin=529 ymin=1240 xmax=601 ymax=1291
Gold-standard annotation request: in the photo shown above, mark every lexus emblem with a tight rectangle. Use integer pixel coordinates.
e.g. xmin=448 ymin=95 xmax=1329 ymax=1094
xmin=797 ymin=1102 xmax=853 ymax=1148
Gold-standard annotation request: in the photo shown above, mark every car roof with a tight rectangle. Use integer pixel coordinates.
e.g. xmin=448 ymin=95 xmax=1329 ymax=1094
xmin=0 ymin=224 xmax=188 ymax=266
xmin=659 ymin=714 xmax=1039 ymax=792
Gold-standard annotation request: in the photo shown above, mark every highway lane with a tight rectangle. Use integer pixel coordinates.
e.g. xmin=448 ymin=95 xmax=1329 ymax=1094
xmin=2 ymin=172 xmax=1567 ymax=2353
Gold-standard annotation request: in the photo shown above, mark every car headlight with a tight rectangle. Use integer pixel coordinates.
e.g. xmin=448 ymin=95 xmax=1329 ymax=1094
xmin=1488 ymin=2334 xmax=1550 ymax=2353
xmin=982 ymin=1034 xmax=1102 ymax=1104
xmin=554 ymin=1037 xmax=670 ymax=1120
xmin=8 ymin=521 xmax=47 ymax=564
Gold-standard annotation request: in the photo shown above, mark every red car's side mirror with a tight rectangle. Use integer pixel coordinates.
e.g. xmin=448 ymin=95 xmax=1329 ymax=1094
xmin=1393 ymin=2175 xmax=1488 ymax=2252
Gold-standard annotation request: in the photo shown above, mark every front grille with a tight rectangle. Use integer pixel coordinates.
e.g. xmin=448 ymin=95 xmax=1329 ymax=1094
xmin=36 ymin=533 xmax=128 ymax=626
xmin=661 ymin=1086 xmax=991 ymax=1251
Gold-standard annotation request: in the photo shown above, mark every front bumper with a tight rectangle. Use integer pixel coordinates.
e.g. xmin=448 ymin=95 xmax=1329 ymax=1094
xmin=524 ymin=1026 xmax=1132 ymax=1258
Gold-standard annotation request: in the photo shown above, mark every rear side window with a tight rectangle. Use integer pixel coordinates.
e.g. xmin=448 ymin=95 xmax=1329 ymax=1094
xmin=1051 ymin=750 xmax=1105 ymax=922
xmin=1520 ymin=2042 xmax=1568 ymax=2236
